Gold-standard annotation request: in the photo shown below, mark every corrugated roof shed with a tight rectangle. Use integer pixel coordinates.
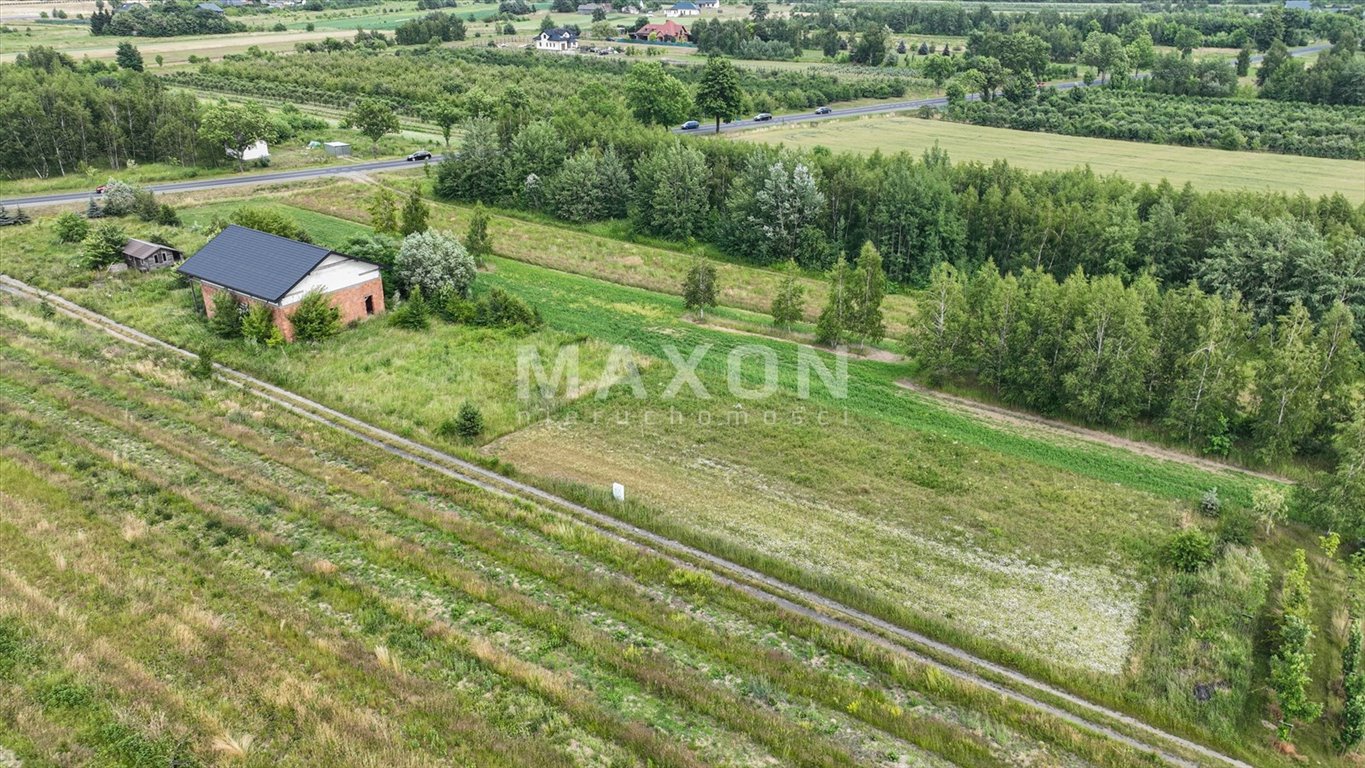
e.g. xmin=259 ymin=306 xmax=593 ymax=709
xmin=123 ymin=238 xmax=179 ymax=260
xmin=178 ymin=225 xmax=333 ymax=303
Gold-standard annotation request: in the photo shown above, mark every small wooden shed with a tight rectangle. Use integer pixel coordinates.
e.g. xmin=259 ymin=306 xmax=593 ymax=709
xmin=122 ymin=239 xmax=184 ymax=272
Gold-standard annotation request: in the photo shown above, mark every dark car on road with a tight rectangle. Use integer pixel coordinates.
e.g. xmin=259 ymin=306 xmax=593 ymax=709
xmin=406 ymin=150 xmax=433 ymax=162
xmin=753 ymin=112 xmax=773 ymax=122
xmin=814 ymin=106 xmax=832 ymax=115
xmin=681 ymin=120 xmax=700 ymax=130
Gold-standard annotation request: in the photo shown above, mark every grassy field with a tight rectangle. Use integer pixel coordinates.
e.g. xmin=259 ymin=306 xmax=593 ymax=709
xmin=734 ymin=114 xmax=1365 ymax=201
xmin=0 ymin=187 xmax=1356 ymax=765
xmin=0 ymin=296 xmax=1171 ymax=767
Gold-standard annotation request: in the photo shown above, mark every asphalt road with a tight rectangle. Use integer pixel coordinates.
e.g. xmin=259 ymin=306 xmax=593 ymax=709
xmin=675 ymin=42 xmax=1332 ymax=136
xmin=0 ymin=43 xmax=1330 ymax=209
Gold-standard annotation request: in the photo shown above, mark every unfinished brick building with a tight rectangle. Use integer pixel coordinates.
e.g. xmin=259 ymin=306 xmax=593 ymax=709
xmin=179 ymin=224 xmax=385 ymax=342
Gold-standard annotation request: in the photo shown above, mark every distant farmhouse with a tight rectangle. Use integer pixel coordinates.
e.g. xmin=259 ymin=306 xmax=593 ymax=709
xmin=121 ymin=239 xmax=183 ymax=272
xmin=577 ymin=2 xmax=610 ymax=13
xmin=1282 ymin=0 xmax=1312 ymax=8
xmin=665 ymin=1 xmax=699 ymax=16
xmin=696 ymin=0 xmax=719 ymax=9
xmin=631 ymin=20 xmax=689 ymax=41
xmin=536 ymin=27 xmax=579 ymax=51
xmin=179 ymin=225 xmax=384 ymax=342
xmin=196 ymin=2 xmax=224 ymax=12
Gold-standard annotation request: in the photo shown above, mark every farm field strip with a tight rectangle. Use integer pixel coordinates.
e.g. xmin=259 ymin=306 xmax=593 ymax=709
xmin=0 ymin=302 xmax=1018 ymax=768
xmin=0 ymin=274 xmax=1250 ymax=768
xmin=733 ymin=115 xmax=1365 ymax=201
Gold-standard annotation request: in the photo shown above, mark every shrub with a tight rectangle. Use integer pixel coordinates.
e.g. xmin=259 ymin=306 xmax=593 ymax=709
xmin=464 ymin=204 xmax=492 ymax=265
xmin=154 ymin=204 xmax=180 ymax=226
xmin=1199 ymin=487 xmax=1221 ymax=518
xmin=231 ymin=205 xmax=312 ymax=242
xmin=80 ymin=221 xmax=128 ymax=269
xmin=1166 ymin=529 xmax=1215 ymax=572
xmin=132 ymin=188 xmax=159 ymax=221
xmin=209 ymin=291 xmax=243 ymax=338
xmin=474 ymin=287 xmax=539 ymax=329
xmin=390 ymin=286 xmax=431 ymax=329
xmin=1216 ymin=508 xmax=1255 ymax=548
xmin=100 ymin=180 xmax=138 ymax=216
xmin=289 ymin=289 xmax=341 ymax=341
xmin=396 ymin=230 xmax=475 ymax=298
xmin=53 ymin=212 xmax=89 ymax=243
xmin=445 ymin=401 xmax=484 ymax=440
xmin=240 ymin=303 xmax=283 ymax=346
xmin=190 ymin=347 xmax=215 ymax=380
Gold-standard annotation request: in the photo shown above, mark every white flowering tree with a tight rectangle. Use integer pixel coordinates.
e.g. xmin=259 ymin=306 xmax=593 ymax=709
xmin=395 ymin=230 xmax=476 ymax=299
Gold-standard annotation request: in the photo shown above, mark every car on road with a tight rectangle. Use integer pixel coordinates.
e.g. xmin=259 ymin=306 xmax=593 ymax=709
xmin=94 ymin=184 xmax=108 ymax=195
xmin=814 ymin=106 xmax=832 ymax=115
xmin=406 ymin=150 xmax=433 ymax=162
xmin=681 ymin=120 xmax=700 ymax=130
xmin=753 ymin=112 xmax=773 ymax=122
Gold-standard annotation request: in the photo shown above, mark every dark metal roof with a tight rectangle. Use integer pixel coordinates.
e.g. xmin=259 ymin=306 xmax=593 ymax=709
xmin=123 ymin=238 xmax=181 ymax=260
xmin=177 ymin=225 xmax=334 ymax=304
xmin=542 ymin=28 xmax=578 ymax=41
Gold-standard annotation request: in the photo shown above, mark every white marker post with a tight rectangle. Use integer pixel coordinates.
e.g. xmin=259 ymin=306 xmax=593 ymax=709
xmin=611 ymin=483 xmax=625 ymax=503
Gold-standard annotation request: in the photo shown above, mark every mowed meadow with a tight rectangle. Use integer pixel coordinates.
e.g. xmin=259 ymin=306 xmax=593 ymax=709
xmin=0 ymin=181 xmax=1345 ymax=766
xmin=0 ymin=298 xmax=1168 ymax=767
xmin=733 ymin=114 xmax=1365 ymax=201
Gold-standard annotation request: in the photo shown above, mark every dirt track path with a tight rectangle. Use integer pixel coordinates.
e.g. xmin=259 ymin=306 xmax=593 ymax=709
xmin=896 ymin=379 xmax=1290 ymax=485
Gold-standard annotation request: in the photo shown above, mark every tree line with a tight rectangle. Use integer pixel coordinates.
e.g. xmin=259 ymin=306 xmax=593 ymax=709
xmin=949 ymin=87 xmax=1365 ymax=160
xmin=0 ymin=48 xmax=326 ymax=179
xmin=89 ymin=0 xmax=246 ymax=36
xmin=907 ymin=261 xmax=1357 ymax=462
xmin=168 ymin=46 xmax=908 ymax=121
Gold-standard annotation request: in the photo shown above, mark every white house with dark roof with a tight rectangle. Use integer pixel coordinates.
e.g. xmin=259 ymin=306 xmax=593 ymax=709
xmin=178 ymin=225 xmax=384 ymax=341
xmin=665 ymin=2 xmax=699 ymax=17
xmin=536 ymin=27 xmax=579 ymax=51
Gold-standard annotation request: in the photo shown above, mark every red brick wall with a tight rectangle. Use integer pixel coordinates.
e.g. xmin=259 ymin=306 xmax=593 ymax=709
xmin=199 ymin=277 xmax=385 ymax=343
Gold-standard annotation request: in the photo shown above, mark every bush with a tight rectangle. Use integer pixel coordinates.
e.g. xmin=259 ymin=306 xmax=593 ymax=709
xmin=389 ymin=286 xmax=431 ymax=329
xmin=209 ymin=290 xmax=243 ymax=338
xmin=99 ymin=180 xmax=138 ymax=216
xmin=154 ymin=204 xmax=180 ymax=226
xmin=1166 ymin=529 xmax=1215 ymax=572
xmin=231 ymin=206 xmax=312 ymax=242
xmin=53 ymin=212 xmax=89 ymax=243
xmin=1216 ymin=508 xmax=1255 ymax=548
xmin=396 ymin=230 xmax=475 ymax=298
xmin=80 ymin=221 xmax=127 ymax=269
xmin=464 ymin=204 xmax=492 ymax=265
xmin=289 ymin=289 xmax=341 ymax=342
xmin=240 ymin=303 xmax=283 ymax=346
xmin=1199 ymin=487 xmax=1221 ymax=518
xmin=190 ymin=347 xmax=215 ymax=380
xmin=476 ymin=287 xmax=540 ymax=328
xmin=439 ymin=401 xmax=484 ymax=440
